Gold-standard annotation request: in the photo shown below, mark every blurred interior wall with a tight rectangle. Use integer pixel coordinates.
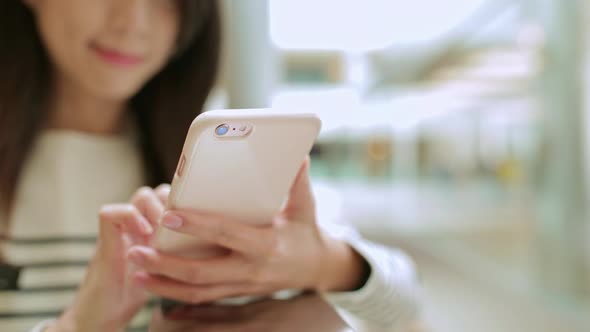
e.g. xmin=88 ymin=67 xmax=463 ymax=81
xmin=583 ymin=0 xmax=590 ymax=285
xmin=535 ymin=0 xmax=590 ymax=299
xmin=222 ymin=0 xmax=275 ymax=108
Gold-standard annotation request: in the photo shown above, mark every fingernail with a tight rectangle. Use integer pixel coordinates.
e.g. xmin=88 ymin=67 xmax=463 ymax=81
xmin=163 ymin=213 xmax=183 ymax=229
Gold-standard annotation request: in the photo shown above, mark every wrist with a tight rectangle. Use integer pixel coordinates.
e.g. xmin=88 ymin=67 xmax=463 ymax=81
xmin=316 ymin=237 xmax=370 ymax=292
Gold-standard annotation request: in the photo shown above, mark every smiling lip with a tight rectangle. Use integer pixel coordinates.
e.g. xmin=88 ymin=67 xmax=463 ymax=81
xmin=91 ymin=43 xmax=144 ymax=67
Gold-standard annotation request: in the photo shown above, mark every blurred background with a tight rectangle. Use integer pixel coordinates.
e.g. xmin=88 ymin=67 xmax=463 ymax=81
xmin=210 ymin=1 xmax=590 ymax=331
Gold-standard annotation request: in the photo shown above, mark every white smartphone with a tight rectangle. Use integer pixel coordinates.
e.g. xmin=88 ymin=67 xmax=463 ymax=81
xmin=155 ymin=108 xmax=321 ymax=259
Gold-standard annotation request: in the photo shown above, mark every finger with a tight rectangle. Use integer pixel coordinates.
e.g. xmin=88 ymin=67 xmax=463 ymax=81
xmin=128 ymin=246 xmax=255 ymax=285
xmin=282 ymin=157 xmax=316 ymax=220
xmin=97 ymin=205 xmax=126 ymax=255
xmin=154 ymin=184 xmax=171 ymax=206
xmin=133 ymin=272 xmax=264 ymax=305
xmin=131 ymin=187 xmax=165 ymax=229
xmin=98 ymin=204 xmax=153 ymax=257
xmin=99 ymin=204 xmax=153 ymax=239
xmin=160 ymin=210 xmax=275 ymax=257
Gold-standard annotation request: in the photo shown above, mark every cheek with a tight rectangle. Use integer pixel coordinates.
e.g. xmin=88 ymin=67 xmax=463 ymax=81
xmin=34 ymin=1 xmax=104 ymax=78
xmin=149 ymin=11 xmax=181 ymax=68
xmin=32 ymin=0 xmax=181 ymax=100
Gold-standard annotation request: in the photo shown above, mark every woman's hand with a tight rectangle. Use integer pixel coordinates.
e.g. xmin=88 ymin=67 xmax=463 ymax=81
xmin=128 ymin=159 xmax=369 ymax=305
xmin=48 ymin=185 xmax=169 ymax=332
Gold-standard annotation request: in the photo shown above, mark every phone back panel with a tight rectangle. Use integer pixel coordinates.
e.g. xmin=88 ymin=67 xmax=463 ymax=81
xmin=156 ymin=109 xmax=321 ymax=256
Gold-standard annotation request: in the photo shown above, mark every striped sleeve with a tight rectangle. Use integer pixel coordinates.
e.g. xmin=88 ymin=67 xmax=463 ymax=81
xmin=319 ymin=223 xmax=421 ymax=331
xmin=0 ymin=235 xmax=153 ymax=332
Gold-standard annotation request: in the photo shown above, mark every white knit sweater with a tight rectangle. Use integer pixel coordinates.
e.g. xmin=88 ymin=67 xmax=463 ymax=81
xmin=0 ymin=130 xmax=419 ymax=332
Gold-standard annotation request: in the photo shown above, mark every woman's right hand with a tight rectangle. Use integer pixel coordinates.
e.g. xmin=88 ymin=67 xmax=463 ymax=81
xmin=47 ymin=185 xmax=170 ymax=332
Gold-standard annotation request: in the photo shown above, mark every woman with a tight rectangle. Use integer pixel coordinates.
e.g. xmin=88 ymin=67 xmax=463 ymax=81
xmin=0 ymin=1 xmax=419 ymax=331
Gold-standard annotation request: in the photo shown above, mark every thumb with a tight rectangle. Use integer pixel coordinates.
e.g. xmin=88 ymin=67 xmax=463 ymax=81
xmin=283 ymin=156 xmax=316 ymax=221
xmin=97 ymin=205 xmax=128 ymax=260
xmin=97 ymin=204 xmax=150 ymax=260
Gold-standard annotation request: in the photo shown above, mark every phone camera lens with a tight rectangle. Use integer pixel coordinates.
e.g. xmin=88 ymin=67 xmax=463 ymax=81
xmin=216 ymin=124 xmax=229 ymax=136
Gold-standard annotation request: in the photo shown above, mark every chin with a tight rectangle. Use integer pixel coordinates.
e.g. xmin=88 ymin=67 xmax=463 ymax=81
xmin=89 ymin=78 xmax=147 ymax=102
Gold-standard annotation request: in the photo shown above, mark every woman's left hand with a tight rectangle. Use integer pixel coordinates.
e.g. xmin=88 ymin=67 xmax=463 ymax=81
xmin=127 ymin=158 xmax=369 ymax=304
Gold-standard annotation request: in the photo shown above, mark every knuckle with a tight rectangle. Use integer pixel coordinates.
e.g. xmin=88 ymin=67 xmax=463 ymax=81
xmin=155 ymin=183 xmax=171 ymax=194
xmin=142 ymin=252 xmax=158 ymax=267
xmin=188 ymin=291 xmax=203 ymax=304
xmin=212 ymin=222 xmax=229 ymax=243
xmin=154 ymin=185 xmax=171 ymax=203
xmin=137 ymin=186 xmax=153 ymax=196
xmin=126 ymin=204 xmax=142 ymax=217
xmin=265 ymin=232 xmax=281 ymax=257
xmin=121 ymin=204 xmax=140 ymax=221
xmin=98 ymin=205 xmax=114 ymax=220
xmin=120 ymin=205 xmax=144 ymax=229
xmin=248 ymin=264 xmax=267 ymax=283
xmin=132 ymin=186 xmax=153 ymax=203
xmin=183 ymin=265 xmax=200 ymax=283
xmin=98 ymin=204 xmax=134 ymax=222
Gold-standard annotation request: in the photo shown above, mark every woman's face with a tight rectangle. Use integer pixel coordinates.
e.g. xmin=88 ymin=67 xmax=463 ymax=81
xmin=27 ymin=0 xmax=180 ymax=100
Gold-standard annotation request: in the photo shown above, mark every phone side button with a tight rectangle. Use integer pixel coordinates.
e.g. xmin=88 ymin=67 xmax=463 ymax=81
xmin=177 ymin=154 xmax=186 ymax=177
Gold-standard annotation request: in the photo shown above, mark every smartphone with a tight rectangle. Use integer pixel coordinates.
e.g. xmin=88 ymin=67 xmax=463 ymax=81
xmin=155 ymin=108 xmax=321 ymax=258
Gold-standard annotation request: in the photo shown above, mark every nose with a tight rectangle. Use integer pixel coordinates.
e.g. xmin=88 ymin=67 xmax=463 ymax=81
xmin=108 ymin=0 xmax=150 ymax=40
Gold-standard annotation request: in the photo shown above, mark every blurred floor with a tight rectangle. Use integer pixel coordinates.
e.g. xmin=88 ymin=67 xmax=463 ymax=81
xmin=410 ymin=249 xmax=583 ymax=332
xmin=313 ymin=182 xmax=590 ymax=332
xmin=335 ymin=238 xmax=582 ymax=332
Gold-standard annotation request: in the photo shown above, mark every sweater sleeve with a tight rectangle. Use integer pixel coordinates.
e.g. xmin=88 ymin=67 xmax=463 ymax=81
xmin=319 ymin=222 xmax=421 ymax=331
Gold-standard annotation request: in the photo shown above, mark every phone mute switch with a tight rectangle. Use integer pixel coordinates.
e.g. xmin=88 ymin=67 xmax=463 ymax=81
xmin=177 ymin=155 xmax=186 ymax=177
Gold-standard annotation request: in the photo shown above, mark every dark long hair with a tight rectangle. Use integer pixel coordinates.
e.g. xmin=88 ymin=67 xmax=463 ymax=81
xmin=0 ymin=1 xmax=222 ymax=216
